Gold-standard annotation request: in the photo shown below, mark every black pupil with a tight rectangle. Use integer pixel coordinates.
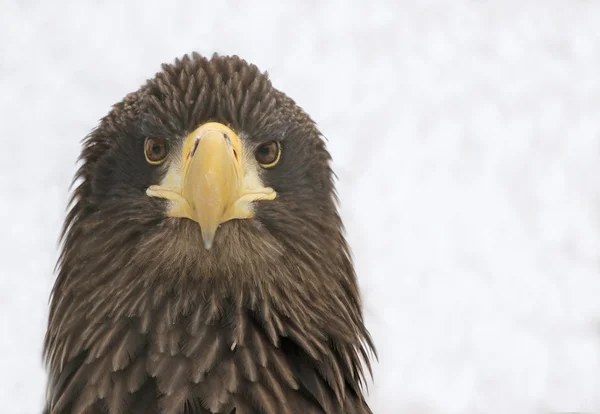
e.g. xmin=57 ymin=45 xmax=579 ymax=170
xmin=146 ymin=139 xmax=166 ymax=162
xmin=258 ymin=143 xmax=276 ymax=163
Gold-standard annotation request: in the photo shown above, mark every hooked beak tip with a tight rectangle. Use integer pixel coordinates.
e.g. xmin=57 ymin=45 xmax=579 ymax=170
xmin=201 ymin=229 xmax=216 ymax=250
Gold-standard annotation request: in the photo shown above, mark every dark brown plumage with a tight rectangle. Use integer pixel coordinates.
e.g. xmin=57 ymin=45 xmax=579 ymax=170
xmin=43 ymin=53 xmax=375 ymax=414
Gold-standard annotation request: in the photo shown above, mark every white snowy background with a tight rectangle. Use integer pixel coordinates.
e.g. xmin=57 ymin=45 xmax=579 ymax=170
xmin=1 ymin=1 xmax=599 ymax=413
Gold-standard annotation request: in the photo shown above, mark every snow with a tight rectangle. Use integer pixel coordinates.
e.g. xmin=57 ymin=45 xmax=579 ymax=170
xmin=1 ymin=1 xmax=600 ymax=413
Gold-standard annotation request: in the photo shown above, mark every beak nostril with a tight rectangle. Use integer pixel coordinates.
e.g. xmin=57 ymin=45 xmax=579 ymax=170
xmin=190 ymin=139 xmax=200 ymax=158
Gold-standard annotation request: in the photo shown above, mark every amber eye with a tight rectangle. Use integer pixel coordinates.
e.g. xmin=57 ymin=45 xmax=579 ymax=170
xmin=255 ymin=141 xmax=280 ymax=168
xmin=144 ymin=138 xmax=168 ymax=164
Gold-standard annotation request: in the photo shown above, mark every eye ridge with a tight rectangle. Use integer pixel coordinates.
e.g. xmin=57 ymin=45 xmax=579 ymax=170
xmin=255 ymin=141 xmax=281 ymax=168
xmin=144 ymin=137 xmax=168 ymax=164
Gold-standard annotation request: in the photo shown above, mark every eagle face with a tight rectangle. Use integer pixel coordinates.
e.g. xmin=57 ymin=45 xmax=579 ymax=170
xmin=44 ymin=54 xmax=374 ymax=414
xmin=89 ymin=53 xmax=334 ymax=264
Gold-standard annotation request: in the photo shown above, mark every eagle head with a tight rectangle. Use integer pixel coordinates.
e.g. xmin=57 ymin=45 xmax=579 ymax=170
xmin=44 ymin=53 xmax=375 ymax=414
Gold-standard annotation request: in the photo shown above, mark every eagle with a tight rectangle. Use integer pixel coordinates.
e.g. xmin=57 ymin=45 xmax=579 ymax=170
xmin=43 ymin=53 xmax=375 ymax=414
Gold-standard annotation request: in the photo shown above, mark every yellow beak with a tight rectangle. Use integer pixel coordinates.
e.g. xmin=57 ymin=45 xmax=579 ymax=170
xmin=146 ymin=122 xmax=276 ymax=249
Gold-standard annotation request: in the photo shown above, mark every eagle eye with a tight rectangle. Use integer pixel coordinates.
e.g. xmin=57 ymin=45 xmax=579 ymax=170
xmin=255 ymin=141 xmax=280 ymax=168
xmin=144 ymin=138 xmax=168 ymax=164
